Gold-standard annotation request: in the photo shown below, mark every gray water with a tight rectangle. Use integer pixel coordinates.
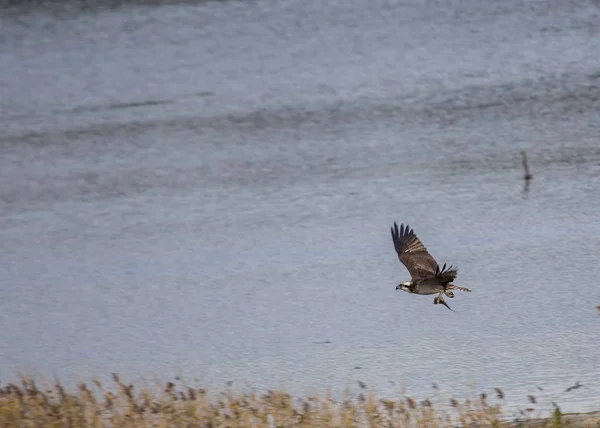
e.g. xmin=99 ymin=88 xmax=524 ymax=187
xmin=1 ymin=0 xmax=600 ymax=415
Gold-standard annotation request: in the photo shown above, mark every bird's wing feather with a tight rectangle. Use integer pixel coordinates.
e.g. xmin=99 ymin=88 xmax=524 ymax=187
xmin=435 ymin=263 xmax=458 ymax=283
xmin=391 ymin=222 xmax=439 ymax=279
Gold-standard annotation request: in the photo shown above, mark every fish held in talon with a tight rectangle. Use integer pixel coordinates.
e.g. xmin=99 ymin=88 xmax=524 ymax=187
xmin=433 ymin=296 xmax=455 ymax=312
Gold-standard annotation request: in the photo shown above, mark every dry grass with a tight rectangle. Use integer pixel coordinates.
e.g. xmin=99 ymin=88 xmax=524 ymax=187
xmin=0 ymin=375 xmax=596 ymax=427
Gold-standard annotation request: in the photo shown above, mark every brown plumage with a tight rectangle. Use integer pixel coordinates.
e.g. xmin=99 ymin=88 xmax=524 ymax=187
xmin=391 ymin=223 xmax=439 ymax=278
xmin=391 ymin=222 xmax=471 ymax=310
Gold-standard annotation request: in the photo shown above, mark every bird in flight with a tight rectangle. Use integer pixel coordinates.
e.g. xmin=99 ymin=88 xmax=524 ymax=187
xmin=391 ymin=222 xmax=471 ymax=311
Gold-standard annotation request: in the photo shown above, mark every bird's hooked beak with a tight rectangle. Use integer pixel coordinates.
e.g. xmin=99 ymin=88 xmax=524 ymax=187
xmin=396 ymin=282 xmax=410 ymax=291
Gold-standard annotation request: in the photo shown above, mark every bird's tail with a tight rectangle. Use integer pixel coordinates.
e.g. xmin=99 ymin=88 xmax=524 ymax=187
xmin=448 ymin=284 xmax=471 ymax=292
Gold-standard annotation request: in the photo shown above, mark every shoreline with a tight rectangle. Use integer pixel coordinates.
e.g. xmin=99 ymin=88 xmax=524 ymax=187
xmin=1 ymin=375 xmax=598 ymax=427
xmin=516 ymin=411 xmax=600 ymax=427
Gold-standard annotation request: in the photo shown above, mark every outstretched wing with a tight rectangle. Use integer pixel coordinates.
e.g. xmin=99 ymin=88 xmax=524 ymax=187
xmin=391 ymin=222 xmax=439 ymax=279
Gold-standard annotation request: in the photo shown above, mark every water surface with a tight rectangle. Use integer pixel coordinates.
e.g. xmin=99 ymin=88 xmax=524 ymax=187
xmin=1 ymin=0 xmax=600 ymax=414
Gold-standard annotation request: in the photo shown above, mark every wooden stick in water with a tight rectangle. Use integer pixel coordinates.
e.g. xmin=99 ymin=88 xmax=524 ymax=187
xmin=520 ymin=151 xmax=533 ymax=181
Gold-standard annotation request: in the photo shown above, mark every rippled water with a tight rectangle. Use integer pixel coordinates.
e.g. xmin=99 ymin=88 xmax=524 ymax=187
xmin=1 ymin=0 xmax=600 ymax=414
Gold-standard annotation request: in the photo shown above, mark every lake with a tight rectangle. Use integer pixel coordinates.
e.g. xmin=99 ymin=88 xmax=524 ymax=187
xmin=1 ymin=0 xmax=600 ymax=415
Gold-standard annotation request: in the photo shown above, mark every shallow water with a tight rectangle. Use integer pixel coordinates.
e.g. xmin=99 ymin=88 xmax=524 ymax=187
xmin=1 ymin=0 xmax=600 ymax=414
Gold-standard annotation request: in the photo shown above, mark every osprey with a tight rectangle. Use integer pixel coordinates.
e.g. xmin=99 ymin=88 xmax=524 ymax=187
xmin=391 ymin=222 xmax=471 ymax=311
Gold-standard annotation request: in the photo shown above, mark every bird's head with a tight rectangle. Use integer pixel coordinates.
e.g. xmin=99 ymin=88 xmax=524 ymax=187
xmin=395 ymin=281 xmax=412 ymax=292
